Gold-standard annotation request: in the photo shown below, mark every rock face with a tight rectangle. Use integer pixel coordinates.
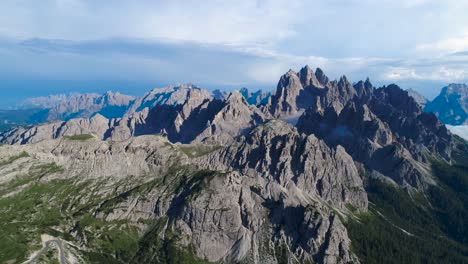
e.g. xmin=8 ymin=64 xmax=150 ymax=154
xmin=192 ymin=91 xmax=267 ymax=144
xmin=425 ymin=83 xmax=468 ymax=125
xmin=2 ymin=89 xmax=266 ymax=145
xmin=267 ymin=66 xmax=356 ymax=123
xmin=1 ymin=65 xmax=465 ymax=264
xmin=0 ymin=114 xmax=112 ymax=144
xmin=199 ymin=119 xmax=367 ymax=211
xmin=297 ymin=84 xmax=453 ymax=190
xmin=124 ymin=84 xmax=213 ymax=116
xmin=115 ymin=89 xmax=266 ymax=144
xmin=407 ymin=88 xmax=428 ymax=108
xmin=0 ymin=133 xmax=364 ymax=263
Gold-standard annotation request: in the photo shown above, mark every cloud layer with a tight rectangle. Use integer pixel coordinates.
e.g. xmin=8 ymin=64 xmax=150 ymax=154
xmin=1 ymin=0 xmax=468 ymax=103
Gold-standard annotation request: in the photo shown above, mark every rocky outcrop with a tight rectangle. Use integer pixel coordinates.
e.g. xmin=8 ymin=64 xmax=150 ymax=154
xmin=297 ymin=84 xmax=453 ymax=190
xmin=269 ymin=69 xmax=306 ymax=118
xmin=0 ymin=114 xmax=112 ymax=144
xmin=199 ymin=119 xmax=367 ymax=211
xmin=407 ymin=88 xmax=428 ymax=108
xmin=193 ymin=91 xmax=267 ymax=144
xmin=3 ymin=65 xmax=465 ymax=263
xmin=267 ymin=66 xmax=357 ymax=122
xmin=0 ymin=132 xmax=363 ymax=263
xmin=2 ymin=88 xmax=267 ymax=145
xmin=124 ymin=84 xmax=212 ymax=116
xmin=353 ymin=78 xmax=374 ymax=100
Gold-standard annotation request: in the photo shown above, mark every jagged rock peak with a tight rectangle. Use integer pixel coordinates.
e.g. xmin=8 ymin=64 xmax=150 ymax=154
xmin=375 ymin=84 xmax=422 ymax=115
xmin=269 ymin=68 xmax=304 ymax=117
xmin=339 ymin=75 xmax=349 ymax=85
xmin=226 ymin=89 xmax=248 ymax=103
xmin=298 ymin=65 xmax=321 ymax=87
xmin=125 ymin=84 xmax=213 ymax=115
xmin=315 ymin=67 xmax=329 ymax=85
xmin=286 ymin=68 xmax=297 ymax=76
xmin=193 ymin=89 xmax=266 ymax=144
xmin=354 ymin=77 xmax=374 ymax=98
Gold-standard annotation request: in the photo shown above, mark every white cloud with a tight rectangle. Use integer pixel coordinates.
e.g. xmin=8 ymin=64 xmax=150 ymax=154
xmin=382 ymin=67 xmax=421 ymax=80
xmin=382 ymin=66 xmax=468 ymax=81
xmin=3 ymin=0 xmax=468 ymax=97
xmin=417 ymin=35 xmax=468 ymax=54
xmin=0 ymin=0 xmax=305 ymax=45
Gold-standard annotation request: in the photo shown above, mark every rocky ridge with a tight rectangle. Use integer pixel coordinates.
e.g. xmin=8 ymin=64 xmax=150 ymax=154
xmin=1 ymin=67 xmax=455 ymax=192
xmin=19 ymin=91 xmax=135 ymax=121
xmin=406 ymin=88 xmax=428 ymax=108
xmin=0 ymin=132 xmax=364 ymax=263
xmin=297 ymin=84 xmax=452 ymax=190
xmin=0 ymin=65 xmax=465 ymax=264
xmin=267 ymin=66 xmax=356 ymax=123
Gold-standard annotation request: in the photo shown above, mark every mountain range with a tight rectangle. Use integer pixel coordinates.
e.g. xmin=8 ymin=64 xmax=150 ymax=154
xmin=424 ymin=83 xmax=468 ymax=125
xmin=0 ymin=66 xmax=467 ymax=264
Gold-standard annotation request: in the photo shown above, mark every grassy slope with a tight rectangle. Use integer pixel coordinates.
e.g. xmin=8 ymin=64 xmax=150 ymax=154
xmin=0 ymin=158 xmax=218 ymax=263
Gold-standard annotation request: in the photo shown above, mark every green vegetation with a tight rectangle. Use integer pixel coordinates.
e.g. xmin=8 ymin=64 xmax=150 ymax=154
xmin=0 ymin=178 xmax=68 ymax=263
xmin=0 ymin=151 xmax=29 ymax=166
xmin=347 ymin=165 xmax=468 ymax=264
xmin=0 ymin=159 xmax=222 ymax=263
xmin=63 ymin=134 xmax=94 ymax=141
xmin=345 ymin=203 xmax=357 ymax=213
xmin=36 ymin=162 xmax=65 ymax=174
xmin=82 ymin=166 xmax=220 ymax=263
xmin=177 ymin=145 xmax=221 ymax=158
xmin=274 ymin=243 xmax=290 ymax=264
xmin=132 ymin=219 xmax=211 ymax=264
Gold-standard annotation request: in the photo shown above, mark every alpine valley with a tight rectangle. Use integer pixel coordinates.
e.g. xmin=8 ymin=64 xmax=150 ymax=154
xmin=0 ymin=66 xmax=467 ymax=264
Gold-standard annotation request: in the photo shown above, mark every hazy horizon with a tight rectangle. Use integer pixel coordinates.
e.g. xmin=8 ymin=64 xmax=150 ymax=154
xmin=2 ymin=0 xmax=468 ymax=107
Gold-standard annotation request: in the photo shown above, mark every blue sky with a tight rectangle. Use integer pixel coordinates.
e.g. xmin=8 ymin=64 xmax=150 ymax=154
xmin=2 ymin=0 xmax=468 ymax=107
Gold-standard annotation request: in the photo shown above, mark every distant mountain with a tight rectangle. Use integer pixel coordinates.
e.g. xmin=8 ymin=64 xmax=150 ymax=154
xmin=1 ymin=66 xmax=467 ymax=264
xmin=19 ymin=91 xmax=135 ymax=120
xmin=424 ymin=83 xmax=468 ymax=125
xmin=5 ymin=86 xmax=271 ymax=132
xmin=2 ymin=66 xmax=453 ymax=192
xmin=213 ymin=88 xmax=271 ymax=106
xmin=239 ymin=87 xmax=271 ymax=106
xmin=406 ymin=88 xmax=428 ymax=108
xmin=0 ymin=108 xmax=49 ymax=132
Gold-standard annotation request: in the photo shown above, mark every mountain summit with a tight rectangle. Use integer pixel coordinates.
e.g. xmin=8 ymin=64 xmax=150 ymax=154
xmin=0 ymin=66 xmax=467 ymax=264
